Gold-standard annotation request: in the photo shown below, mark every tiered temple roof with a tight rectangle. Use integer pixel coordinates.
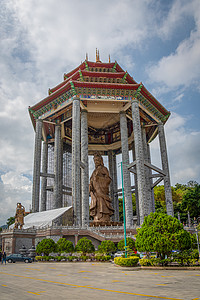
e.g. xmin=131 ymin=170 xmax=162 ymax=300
xmin=29 ymin=55 xmax=170 ymax=153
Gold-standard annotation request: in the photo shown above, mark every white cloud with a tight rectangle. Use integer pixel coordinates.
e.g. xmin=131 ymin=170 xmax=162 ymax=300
xmin=0 ymin=0 xmax=199 ymax=225
xmin=150 ymin=112 xmax=200 ymax=185
xmin=1 ymin=172 xmax=32 ymax=192
xmin=6 ymin=0 xmax=157 ymax=80
xmin=148 ymin=0 xmax=200 ymax=88
xmin=0 ymin=172 xmax=32 ymax=225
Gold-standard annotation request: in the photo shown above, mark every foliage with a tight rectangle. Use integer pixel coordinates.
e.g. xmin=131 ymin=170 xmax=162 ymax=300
xmin=117 ymin=237 xmax=135 ymax=252
xmin=114 ymin=256 xmax=139 ymax=267
xmin=177 ymin=230 xmax=192 ymax=251
xmin=35 ymin=256 xmax=43 ymax=261
xmin=36 ymin=238 xmax=57 ymax=256
xmin=98 ymin=240 xmax=116 ymax=254
xmin=119 ymin=194 xmax=136 ymax=222
xmin=67 ymin=256 xmax=78 ymax=261
xmin=95 ymin=254 xmax=111 ymax=261
xmin=180 ymin=184 xmax=200 ymax=220
xmin=172 ymin=250 xmax=199 ymax=266
xmin=55 ymin=256 xmax=64 ymax=261
xmin=35 ymin=255 xmax=54 ymax=261
xmin=7 ymin=216 xmax=15 ymax=227
xmin=154 ymin=183 xmax=200 ymax=223
xmin=56 ymin=238 xmax=74 ymax=253
xmin=135 ymin=212 xmax=191 ymax=259
xmin=191 ymin=234 xmax=198 ymax=249
xmin=139 ymin=258 xmax=171 ymax=266
xmin=75 ymin=237 xmax=95 ymax=255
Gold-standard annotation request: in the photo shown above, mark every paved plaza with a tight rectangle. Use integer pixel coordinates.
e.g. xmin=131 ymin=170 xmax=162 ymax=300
xmin=0 ymin=262 xmax=199 ymax=300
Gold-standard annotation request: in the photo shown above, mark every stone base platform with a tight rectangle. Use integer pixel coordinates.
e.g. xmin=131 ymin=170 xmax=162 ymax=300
xmin=89 ymin=221 xmax=123 ymax=227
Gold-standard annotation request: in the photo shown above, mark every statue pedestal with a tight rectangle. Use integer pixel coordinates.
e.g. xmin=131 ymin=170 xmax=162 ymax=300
xmin=89 ymin=221 xmax=123 ymax=227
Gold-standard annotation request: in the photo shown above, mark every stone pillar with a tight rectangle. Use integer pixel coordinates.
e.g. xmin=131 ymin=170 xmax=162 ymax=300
xmin=147 ymin=143 xmax=155 ymax=213
xmin=81 ymin=110 xmax=89 ymax=227
xmin=32 ymin=119 xmax=43 ymax=212
xmin=108 ymin=150 xmax=115 ymax=221
xmin=132 ymin=144 xmax=140 ymax=225
xmin=40 ymin=141 xmax=48 ymax=211
xmin=120 ymin=111 xmax=133 ymax=227
xmin=53 ymin=124 xmax=63 ymax=209
xmin=131 ymin=99 xmax=148 ymax=224
xmin=113 ymin=152 xmax=119 ymax=222
xmin=158 ymin=122 xmax=174 ymax=216
xmin=72 ymin=97 xmax=81 ymax=225
xmin=75 ymin=234 xmax=79 ymax=246
xmin=142 ymin=127 xmax=153 ymax=214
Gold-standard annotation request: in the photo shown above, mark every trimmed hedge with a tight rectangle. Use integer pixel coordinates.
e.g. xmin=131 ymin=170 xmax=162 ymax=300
xmin=114 ymin=256 xmax=139 ymax=267
xmin=139 ymin=257 xmax=200 ymax=267
xmin=95 ymin=254 xmax=111 ymax=261
xmin=35 ymin=254 xmax=111 ymax=262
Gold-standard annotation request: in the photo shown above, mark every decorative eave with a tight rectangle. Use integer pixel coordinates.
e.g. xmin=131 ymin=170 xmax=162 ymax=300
xmin=29 ymin=59 xmax=170 ymax=132
xmin=73 ymin=80 xmax=141 ymax=90
xmin=49 ymin=70 xmax=137 ymax=95
xmin=64 ymin=61 xmax=86 ymax=79
xmin=140 ymin=86 xmax=169 ymax=117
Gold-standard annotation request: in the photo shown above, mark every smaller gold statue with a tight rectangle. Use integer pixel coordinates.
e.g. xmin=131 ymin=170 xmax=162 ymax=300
xmin=14 ymin=203 xmax=25 ymax=229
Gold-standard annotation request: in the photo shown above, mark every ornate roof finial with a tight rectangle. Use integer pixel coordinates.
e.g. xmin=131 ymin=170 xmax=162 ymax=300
xmin=109 ymin=54 xmax=111 ymax=63
xmin=86 ymin=53 xmax=88 ymax=61
xmin=96 ymin=48 xmax=101 ymax=63
xmin=96 ymin=48 xmax=98 ymax=62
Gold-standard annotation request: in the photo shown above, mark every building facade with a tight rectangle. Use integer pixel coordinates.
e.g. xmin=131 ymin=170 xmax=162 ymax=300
xmin=29 ymin=51 xmax=173 ymax=227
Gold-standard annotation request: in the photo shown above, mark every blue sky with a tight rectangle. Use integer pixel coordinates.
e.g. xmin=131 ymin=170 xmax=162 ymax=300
xmin=0 ymin=0 xmax=200 ymax=225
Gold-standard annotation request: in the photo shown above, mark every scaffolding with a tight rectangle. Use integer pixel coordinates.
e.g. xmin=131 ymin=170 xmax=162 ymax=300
xmin=45 ymin=142 xmax=72 ymax=210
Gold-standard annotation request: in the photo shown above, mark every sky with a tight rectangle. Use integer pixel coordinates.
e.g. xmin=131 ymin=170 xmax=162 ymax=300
xmin=0 ymin=0 xmax=200 ymax=226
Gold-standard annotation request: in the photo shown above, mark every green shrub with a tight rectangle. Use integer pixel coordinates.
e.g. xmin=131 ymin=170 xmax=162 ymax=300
xmin=98 ymin=240 xmax=116 ymax=254
xmin=35 ymin=256 xmax=42 ymax=261
xmin=139 ymin=258 xmax=171 ymax=266
xmin=56 ymin=238 xmax=74 ymax=253
xmin=172 ymin=249 xmax=200 ymax=266
xmin=75 ymin=237 xmax=95 ymax=255
xmin=139 ymin=259 xmax=152 ymax=266
xmin=80 ymin=255 xmax=88 ymax=261
xmin=36 ymin=238 xmax=57 ymax=256
xmin=56 ymin=256 xmax=64 ymax=261
xmin=67 ymin=256 xmax=78 ymax=261
xmin=117 ymin=238 xmax=135 ymax=252
xmin=114 ymin=256 xmax=139 ymax=267
xmin=190 ymin=249 xmax=199 ymax=260
xmin=103 ymin=255 xmax=111 ymax=261
xmin=136 ymin=213 xmax=191 ymax=259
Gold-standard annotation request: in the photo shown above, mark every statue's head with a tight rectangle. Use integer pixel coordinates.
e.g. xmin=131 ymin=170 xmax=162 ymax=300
xmin=93 ymin=152 xmax=103 ymax=167
xmin=17 ymin=202 xmax=21 ymax=208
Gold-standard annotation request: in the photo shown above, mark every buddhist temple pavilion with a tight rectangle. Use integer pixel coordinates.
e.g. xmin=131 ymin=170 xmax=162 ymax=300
xmin=29 ymin=50 xmax=173 ymax=227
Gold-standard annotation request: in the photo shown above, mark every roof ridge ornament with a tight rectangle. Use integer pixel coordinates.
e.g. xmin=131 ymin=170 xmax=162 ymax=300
xmin=96 ymin=48 xmax=101 ymax=63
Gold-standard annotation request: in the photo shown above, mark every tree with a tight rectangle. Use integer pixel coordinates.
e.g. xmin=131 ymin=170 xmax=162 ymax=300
xmin=6 ymin=216 xmax=15 ymax=227
xmin=56 ymin=238 xmax=74 ymax=253
xmin=135 ymin=212 xmax=191 ymax=259
xmin=36 ymin=238 xmax=57 ymax=256
xmin=117 ymin=237 xmax=135 ymax=251
xmin=190 ymin=234 xmax=198 ymax=249
xmin=180 ymin=184 xmax=200 ymax=219
xmin=75 ymin=237 xmax=95 ymax=255
xmin=98 ymin=240 xmax=116 ymax=254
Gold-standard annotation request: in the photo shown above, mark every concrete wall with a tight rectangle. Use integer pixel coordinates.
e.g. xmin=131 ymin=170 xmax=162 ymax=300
xmin=15 ymin=237 xmax=33 ymax=254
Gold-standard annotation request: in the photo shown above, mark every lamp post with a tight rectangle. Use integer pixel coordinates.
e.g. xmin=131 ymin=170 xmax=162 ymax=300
xmin=121 ymin=162 xmax=127 ymax=258
xmin=194 ymin=217 xmax=200 ymax=259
